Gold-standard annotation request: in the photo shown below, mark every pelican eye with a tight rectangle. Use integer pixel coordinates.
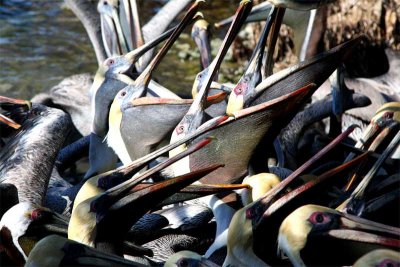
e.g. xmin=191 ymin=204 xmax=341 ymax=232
xmin=31 ymin=209 xmax=44 ymax=221
xmin=120 ymin=91 xmax=126 ymax=97
xmin=309 ymin=211 xmax=330 ymax=225
xmin=106 ymin=59 xmax=115 ymax=66
xmin=379 ymin=259 xmax=398 ymax=267
xmin=177 ymin=258 xmax=189 ymax=267
xmin=176 ymin=124 xmax=185 ymax=134
xmin=103 ymin=1 xmax=107 ymax=5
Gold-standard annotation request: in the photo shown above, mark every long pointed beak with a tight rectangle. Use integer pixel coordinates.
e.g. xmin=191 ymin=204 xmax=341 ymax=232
xmin=0 ymin=96 xmax=31 ymax=108
xmin=99 ymin=164 xmax=223 ymax=227
xmin=0 ymin=114 xmax=21 ymax=129
xmin=136 ymin=0 xmax=203 ymax=87
xmin=258 ymin=152 xmax=370 ymax=223
xmin=122 ymin=0 xmax=203 ymax=104
xmin=341 ymin=130 xmax=400 ymax=215
xmin=93 ymin=115 xmax=229 ymax=191
xmin=326 ymin=212 xmax=400 ymax=248
xmin=123 ymin=25 xmax=176 ymax=64
xmin=246 ymin=125 xmax=357 ymax=222
xmin=156 ymin=183 xmax=250 ymax=207
xmin=110 ymin=6 xmax=129 ymax=54
xmin=226 ymin=6 xmax=275 ymax=115
xmin=93 ymin=138 xmax=213 ymax=210
xmin=187 ymin=0 xmax=252 ymax=125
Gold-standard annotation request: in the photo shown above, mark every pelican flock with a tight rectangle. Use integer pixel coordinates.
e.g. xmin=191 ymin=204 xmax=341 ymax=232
xmin=1 ymin=0 xmax=399 ymax=266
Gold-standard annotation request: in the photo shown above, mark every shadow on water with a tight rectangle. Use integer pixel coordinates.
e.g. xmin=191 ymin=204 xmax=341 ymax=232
xmin=0 ymin=0 xmax=238 ymax=99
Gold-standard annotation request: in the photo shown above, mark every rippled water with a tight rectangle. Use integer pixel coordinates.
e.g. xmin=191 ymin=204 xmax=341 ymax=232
xmin=0 ymin=0 xmax=238 ymax=99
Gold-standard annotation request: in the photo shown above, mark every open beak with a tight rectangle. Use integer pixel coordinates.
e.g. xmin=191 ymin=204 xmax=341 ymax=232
xmin=226 ymin=6 xmax=275 ymax=115
xmin=188 ymin=0 xmax=252 ymax=125
xmin=192 ymin=15 xmax=213 ymax=69
xmin=123 ymin=0 xmax=203 ymax=104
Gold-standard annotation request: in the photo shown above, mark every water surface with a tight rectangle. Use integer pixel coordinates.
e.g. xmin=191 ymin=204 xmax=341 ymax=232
xmin=0 ymin=0 xmax=239 ymax=99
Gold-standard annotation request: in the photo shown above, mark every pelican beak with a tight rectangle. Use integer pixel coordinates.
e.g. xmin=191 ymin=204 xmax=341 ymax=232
xmin=124 ymin=0 xmax=202 ymax=104
xmin=157 ymin=183 xmax=249 ymax=207
xmin=190 ymin=0 xmax=252 ymax=113
xmin=278 ymin=204 xmax=400 ymax=267
xmin=0 ymin=114 xmax=21 ymax=129
xmin=123 ymin=25 xmax=176 ymax=65
xmin=325 ymin=212 xmax=400 ymax=247
xmin=97 ymin=164 xmax=223 ymax=228
xmin=192 ymin=15 xmax=213 ymax=69
xmin=92 ymin=138 xmax=214 ymax=215
xmin=0 ymin=96 xmax=31 ymax=109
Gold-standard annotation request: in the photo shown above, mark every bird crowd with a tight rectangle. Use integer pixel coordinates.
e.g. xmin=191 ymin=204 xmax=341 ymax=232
xmin=0 ymin=0 xmax=399 ymax=266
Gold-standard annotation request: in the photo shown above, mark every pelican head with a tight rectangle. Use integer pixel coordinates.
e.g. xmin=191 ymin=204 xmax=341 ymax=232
xmin=278 ymin=204 xmax=400 ymax=266
xmin=0 ymin=202 xmax=68 ymax=265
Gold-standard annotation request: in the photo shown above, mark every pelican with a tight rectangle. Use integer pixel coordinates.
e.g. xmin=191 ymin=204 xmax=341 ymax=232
xmin=0 ymin=104 xmax=71 ymax=204
xmin=25 ymin=235 xmax=146 ymax=267
xmin=278 ymin=204 xmax=400 ymax=266
xmin=107 ymin=0 xmax=203 ymax=164
xmin=68 ymin=143 xmax=221 ymax=255
xmin=221 ymin=129 xmax=364 ymax=266
xmin=87 ymin=15 xmax=190 ymax=178
xmin=0 ymin=202 xmax=69 ymax=264
xmin=226 ymin=5 xmax=283 ymax=115
xmin=338 ymin=130 xmax=400 ymax=217
xmin=353 ymin=249 xmax=400 ymax=267
xmin=169 ymin=0 xmax=253 ymax=176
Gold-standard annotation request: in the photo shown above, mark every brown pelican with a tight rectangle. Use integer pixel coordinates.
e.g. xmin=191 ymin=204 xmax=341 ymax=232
xmin=107 ymin=1 xmax=203 ymax=164
xmin=25 ymin=235 xmax=146 ymax=267
xmin=87 ymin=22 xmax=184 ymax=177
xmin=169 ymin=0 xmax=253 ymax=176
xmin=0 ymin=203 xmax=69 ymax=265
xmin=225 ymin=5 xmax=279 ymax=115
xmin=221 ymin=128 xmax=363 ymax=266
xmin=68 ymin=142 xmax=221 ymax=255
xmin=352 ymin=249 xmax=400 ymax=267
xmin=278 ymin=204 xmax=400 ymax=266
xmin=0 ymin=104 xmax=71 ymax=204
